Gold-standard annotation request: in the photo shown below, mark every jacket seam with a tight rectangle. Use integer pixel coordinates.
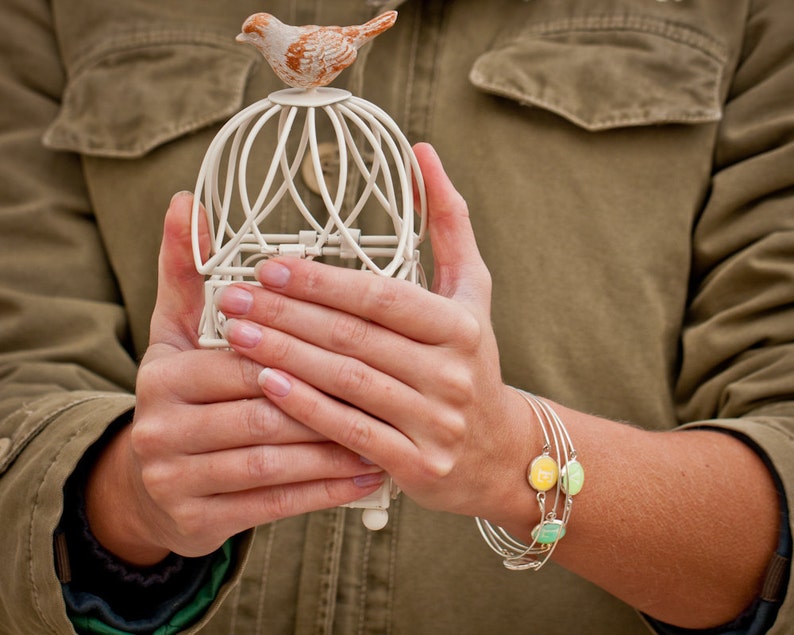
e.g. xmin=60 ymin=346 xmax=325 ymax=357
xmin=315 ymin=508 xmax=346 ymax=633
xmin=253 ymin=521 xmax=278 ymax=635
xmin=520 ymin=15 xmax=728 ymax=63
xmin=399 ymin=5 xmax=422 ymax=131
xmin=68 ymin=29 xmax=255 ymax=77
xmin=423 ymin=0 xmax=450 ymax=146
xmin=470 ymin=74 xmax=724 ymax=130
xmin=355 ymin=530 xmax=374 ymax=635
xmin=1 ymin=395 xmax=126 ymax=474
xmin=744 ymin=403 xmax=794 ymax=425
xmin=384 ymin=496 xmax=400 ymax=635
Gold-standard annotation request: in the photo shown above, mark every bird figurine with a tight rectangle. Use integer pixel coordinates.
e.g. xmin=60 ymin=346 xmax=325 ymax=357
xmin=236 ymin=11 xmax=398 ymax=89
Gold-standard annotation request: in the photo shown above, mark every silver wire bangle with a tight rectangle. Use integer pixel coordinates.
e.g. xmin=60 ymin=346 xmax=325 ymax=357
xmin=475 ymin=388 xmax=584 ymax=571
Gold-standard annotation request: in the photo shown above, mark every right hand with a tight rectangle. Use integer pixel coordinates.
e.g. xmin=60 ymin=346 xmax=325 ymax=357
xmin=84 ymin=192 xmax=384 ymax=566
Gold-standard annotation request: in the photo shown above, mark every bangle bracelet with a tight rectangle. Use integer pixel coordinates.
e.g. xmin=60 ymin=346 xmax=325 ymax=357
xmin=475 ymin=388 xmax=584 ymax=571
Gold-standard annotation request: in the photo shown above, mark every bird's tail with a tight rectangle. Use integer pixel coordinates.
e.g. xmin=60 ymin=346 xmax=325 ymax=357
xmin=349 ymin=10 xmax=398 ymax=48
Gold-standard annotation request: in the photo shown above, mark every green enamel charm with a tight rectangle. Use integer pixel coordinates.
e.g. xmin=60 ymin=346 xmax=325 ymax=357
xmin=561 ymin=460 xmax=584 ymax=496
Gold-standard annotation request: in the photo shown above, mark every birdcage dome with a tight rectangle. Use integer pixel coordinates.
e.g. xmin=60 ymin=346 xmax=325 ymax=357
xmin=191 ymin=86 xmax=427 ymax=349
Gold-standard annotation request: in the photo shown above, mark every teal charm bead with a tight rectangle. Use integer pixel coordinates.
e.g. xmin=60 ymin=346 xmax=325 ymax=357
xmin=561 ymin=460 xmax=584 ymax=496
xmin=531 ymin=520 xmax=566 ymax=544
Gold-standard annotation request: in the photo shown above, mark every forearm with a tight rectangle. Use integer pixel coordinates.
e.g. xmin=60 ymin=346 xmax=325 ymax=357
xmin=514 ymin=400 xmax=780 ymax=628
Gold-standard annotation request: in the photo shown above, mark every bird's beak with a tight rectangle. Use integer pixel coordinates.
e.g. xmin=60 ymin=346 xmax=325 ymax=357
xmin=235 ymin=32 xmax=248 ymax=44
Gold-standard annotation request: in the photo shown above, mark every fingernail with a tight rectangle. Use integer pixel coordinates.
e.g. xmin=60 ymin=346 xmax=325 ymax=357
xmin=217 ymin=286 xmax=253 ymax=315
xmin=256 ymin=260 xmax=291 ymax=288
xmin=258 ymin=367 xmax=292 ymax=397
xmin=224 ymin=319 xmax=261 ymax=347
xmin=359 ymin=456 xmax=376 ymax=466
xmin=353 ymin=472 xmax=385 ymax=488
xmin=169 ymin=190 xmax=192 ymax=205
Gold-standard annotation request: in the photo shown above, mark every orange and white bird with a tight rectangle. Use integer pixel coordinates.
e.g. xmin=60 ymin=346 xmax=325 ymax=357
xmin=236 ymin=11 xmax=398 ymax=89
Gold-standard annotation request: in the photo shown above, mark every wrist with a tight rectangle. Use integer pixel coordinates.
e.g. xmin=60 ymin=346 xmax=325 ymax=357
xmin=488 ymin=384 xmax=546 ymax=532
xmin=476 ymin=387 xmax=585 ymax=570
xmin=84 ymin=422 xmax=171 ymax=566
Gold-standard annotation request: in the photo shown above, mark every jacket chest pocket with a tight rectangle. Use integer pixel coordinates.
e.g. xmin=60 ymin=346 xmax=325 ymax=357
xmin=43 ymin=31 xmax=258 ymax=158
xmin=469 ymin=14 xmax=727 ymax=131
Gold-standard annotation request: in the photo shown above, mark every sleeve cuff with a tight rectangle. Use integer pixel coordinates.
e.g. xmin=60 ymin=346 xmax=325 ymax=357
xmin=56 ymin=425 xmax=236 ymax=633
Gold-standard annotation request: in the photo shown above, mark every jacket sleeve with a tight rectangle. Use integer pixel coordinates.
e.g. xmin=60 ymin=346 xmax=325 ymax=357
xmin=0 ymin=1 xmax=145 ymax=632
xmin=674 ymin=0 xmax=794 ymax=631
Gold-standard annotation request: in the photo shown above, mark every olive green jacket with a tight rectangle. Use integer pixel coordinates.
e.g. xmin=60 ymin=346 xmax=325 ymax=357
xmin=1 ymin=0 xmax=792 ymax=633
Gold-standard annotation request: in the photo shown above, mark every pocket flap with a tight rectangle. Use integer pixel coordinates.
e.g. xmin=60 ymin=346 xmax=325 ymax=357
xmin=469 ymin=15 xmax=727 ymax=131
xmin=44 ymin=32 xmax=257 ymax=158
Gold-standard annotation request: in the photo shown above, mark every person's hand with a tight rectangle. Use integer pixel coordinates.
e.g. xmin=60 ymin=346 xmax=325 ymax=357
xmin=217 ymin=144 xmax=538 ymax=527
xmin=84 ymin=193 xmax=385 ymax=566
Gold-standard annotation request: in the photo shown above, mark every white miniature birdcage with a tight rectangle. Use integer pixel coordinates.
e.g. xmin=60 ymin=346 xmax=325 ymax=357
xmin=190 ymin=85 xmax=427 ymax=530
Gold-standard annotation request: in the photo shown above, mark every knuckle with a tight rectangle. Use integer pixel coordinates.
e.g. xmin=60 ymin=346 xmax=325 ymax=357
xmin=303 ymin=266 xmax=324 ymax=294
xmin=321 ymin=477 xmax=358 ymax=507
xmin=440 ymin=409 xmax=468 ymax=442
xmin=364 ymin=278 xmax=401 ymax=315
xmin=419 ymin=453 xmax=455 ymax=481
xmin=329 ymin=442 xmax=355 ymax=472
xmin=329 ymin=314 xmax=370 ymax=350
xmin=426 ymin=407 xmax=467 ymax=452
xmin=235 ymin=355 xmax=266 ymax=388
xmin=474 ymin=264 xmax=493 ymax=297
xmin=265 ymin=486 xmax=293 ymax=520
xmin=265 ymin=330 xmax=295 ymax=365
xmin=139 ymin=461 xmax=173 ymax=502
xmin=135 ymin=361 xmax=168 ymax=398
xmin=241 ymin=399 xmax=275 ymax=440
xmin=130 ymin=419 xmax=158 ymax=458
xmin=451 ymin=190 xmax=468 ymax=212
xmin=171 ymin=502 xmax=206 ymax=538
xmin=246 ymin=446 xmax=279 ymax=483
xmin=340 ymin=413 xmax=373 ymax=452
xmin=260 ymin=291 xmax=288 ymax=326
xmin=335 ymin=358 xmax=373 ymax=395
xmin=453 ymin=312 xmax=482 ymax=350
xmin=438 ymin=366 xmax=476 ymax=406
xmin=322 ymin=478 xmax=342 ymax=503
xmin=292 ymin=391 xmax=320 ymax=423
xmin=372 ymin=278 xmax=400 ymax=313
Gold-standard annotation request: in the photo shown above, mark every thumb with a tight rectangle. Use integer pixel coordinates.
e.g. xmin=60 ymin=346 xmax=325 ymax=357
xmin=148 ymin=191 xmax=209 ymax=352
xmin=413 ymin=143 xmax=491 ymax=304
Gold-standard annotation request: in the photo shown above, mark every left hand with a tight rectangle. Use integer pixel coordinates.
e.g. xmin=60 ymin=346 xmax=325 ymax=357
xmin=217 ymin=143 xmax=536 ymax=524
